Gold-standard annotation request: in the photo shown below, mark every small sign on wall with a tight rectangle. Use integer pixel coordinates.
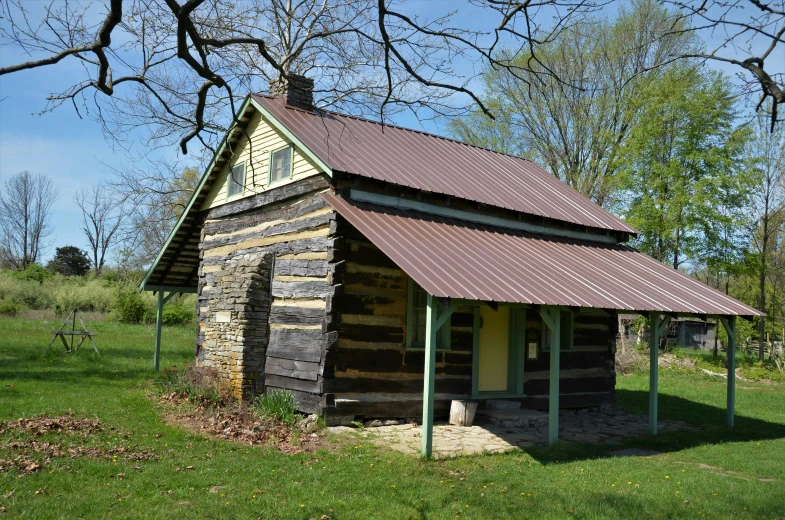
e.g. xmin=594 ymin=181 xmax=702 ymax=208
xmin=215 ymin=311 xmax=231 ymax=323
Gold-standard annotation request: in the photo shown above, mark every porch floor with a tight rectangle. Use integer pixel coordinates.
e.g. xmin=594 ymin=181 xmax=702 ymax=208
xmin=330 ymin=406 xmax=699 ymax=458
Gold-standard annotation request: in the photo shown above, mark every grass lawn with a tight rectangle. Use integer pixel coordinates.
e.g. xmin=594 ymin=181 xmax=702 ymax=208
xmin=1 ymin=315 xmax=783 ymax=519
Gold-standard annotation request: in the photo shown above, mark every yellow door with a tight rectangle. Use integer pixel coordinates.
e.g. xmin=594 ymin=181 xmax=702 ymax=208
xmin=478 ymin=306 xmax=510 ymax=392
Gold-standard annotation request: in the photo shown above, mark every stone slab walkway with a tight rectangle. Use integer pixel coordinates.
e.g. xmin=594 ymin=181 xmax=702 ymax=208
xmin=329 ymin=406 xmax=698 ymax=459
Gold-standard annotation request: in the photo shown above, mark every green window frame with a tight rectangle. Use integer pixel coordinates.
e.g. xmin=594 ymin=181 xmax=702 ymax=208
xmin=541 ymin=309 xmax=574 ymax=352
xmin=227 ymin=161 xmax=246 ymax=198
xmin=269 ymin=144 xmax=293 ymax=185
xmin=405 ymin=278 xmax=450 ymax=350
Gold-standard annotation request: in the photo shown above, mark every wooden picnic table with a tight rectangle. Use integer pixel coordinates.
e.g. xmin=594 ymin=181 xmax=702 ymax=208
xmin=43 ymin=309 xmax=99 ymax=355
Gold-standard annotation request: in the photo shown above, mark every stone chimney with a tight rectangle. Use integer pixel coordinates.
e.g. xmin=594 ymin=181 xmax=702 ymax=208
xmin=269 ymin=74 xmax=314 ymax=110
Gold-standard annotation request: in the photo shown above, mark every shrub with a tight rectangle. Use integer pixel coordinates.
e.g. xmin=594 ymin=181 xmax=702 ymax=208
xmin=0 ymin=300 xmax=20 ymax=316
xmin=111 ymin=285 xmax=148 ymax=323
xmin=162 ymin=304 xmax=195 ymax=326
xmin=53 ymin=278 xmax=114 ymax=314
xmin=615 ymin=346 xmax=647 ymax=375
xmin=253 ymin=390 xmax=298 ymax=425
xmin=14 ymin=264 xmax=52 ymax=284
xmin=0 ymin=273 xmax=53 ymax=309
xmin=156 ymin=364 xmax=223 ymax=406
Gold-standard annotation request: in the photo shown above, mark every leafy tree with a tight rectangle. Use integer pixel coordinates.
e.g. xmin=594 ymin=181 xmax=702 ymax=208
xmin=450 ymin=0 xmax=698 ymax=207
xmin=47 ymin=246 xmax=91 ymax=277
xmin=617 ymin=67 xmax=751 ymax=270
xmin=745 ymin=112 xmax=785 ymax=357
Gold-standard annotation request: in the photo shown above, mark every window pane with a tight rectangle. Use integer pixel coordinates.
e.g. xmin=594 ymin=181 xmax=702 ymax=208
xmin=409 ymin=280 xmax=448 ymax=350
xmin=270 ymin=147 xmax=292 ymax=183
xmin=228 ymin=164 xmax=244 ymax=197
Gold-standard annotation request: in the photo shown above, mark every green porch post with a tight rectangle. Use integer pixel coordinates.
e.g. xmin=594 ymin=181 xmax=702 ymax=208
xmin=721 ymin=316 xmax=737 ymax=428
xmin=154 ymin=291 xmax=164 ymax=372
xmin=649 ymin=312 xmax=660 ymax=435
xmin=539 ymin=306 xmax=561 ymax=445
xmin=421 ymin=294 xmax=438 ymax=457
xmin=648 ymin=313 xmax=671 ymax=435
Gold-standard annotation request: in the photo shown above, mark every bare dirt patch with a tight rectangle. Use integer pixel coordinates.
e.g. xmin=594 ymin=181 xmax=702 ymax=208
xmin=157 ymin=392 xmax=330 ymax=454
xmin=0 ymin=414 xmax=157 ymax=476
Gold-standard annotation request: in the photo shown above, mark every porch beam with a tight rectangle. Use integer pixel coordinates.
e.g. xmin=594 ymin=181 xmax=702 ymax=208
xmin=539 ymin=306 xmax=561 ymax=445
xmin=421 ymin=294 xmax=438 ymax=457
xmin=719 ymin=315 xmax=737 ymax=428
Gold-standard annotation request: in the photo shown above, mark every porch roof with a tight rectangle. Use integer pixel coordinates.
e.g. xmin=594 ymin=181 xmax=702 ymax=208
xmin=323 ymin=193 xmax=762 ymax=318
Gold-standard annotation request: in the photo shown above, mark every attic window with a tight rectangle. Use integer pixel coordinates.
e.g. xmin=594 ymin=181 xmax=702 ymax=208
xmin=227 ymin=162 xmax=245 ymax=198
xmin=269 ymin=145 xmax=293 ymax=184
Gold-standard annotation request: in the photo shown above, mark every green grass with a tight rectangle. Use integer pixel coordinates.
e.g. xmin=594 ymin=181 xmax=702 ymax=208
xmin=1 ymin=315 xmax=784 ymax=519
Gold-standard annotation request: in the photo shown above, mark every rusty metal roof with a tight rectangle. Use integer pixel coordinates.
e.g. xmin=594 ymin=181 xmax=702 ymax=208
xmin=324 ymin=193 xmax=762 ymax=317
xmin=253 ymin=95 xmax=637 ymax=235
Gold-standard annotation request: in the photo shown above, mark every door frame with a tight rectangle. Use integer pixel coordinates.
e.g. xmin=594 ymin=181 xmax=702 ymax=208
xmin=471 ymin=305 xmax=527 ymax=399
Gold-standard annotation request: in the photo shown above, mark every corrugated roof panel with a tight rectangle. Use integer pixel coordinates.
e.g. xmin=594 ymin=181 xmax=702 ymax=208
xmin=324 ymin=193 xmax=762 ymax=317
xmin=254 ymin=95 xmax=637 ymax=234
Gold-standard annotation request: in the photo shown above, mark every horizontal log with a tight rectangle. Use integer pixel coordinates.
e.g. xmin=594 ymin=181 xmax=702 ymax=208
xmin=335 ymin=292 xmax=406 ymax=316
xmin=272 ymin=280 xmax=332 ymax=299
xmin=266 ymin=356 xmax=321 ymax=373
xmin=525 ymin=376 xmax=615 ymax=395
xmin=274 ymin=258 xmax=329 ymax=277
xmin=265 ymin=373 xmax=321 ymax=394
xmin=204 ymin=193 xmax=330 ymax=235
xmin=201 ymin=237 xmax=330 ymax=266
xmin=265 ymin=362 xmax=320 ymax=382
xmin=518 ymin=391 xmax=613 ymax=411
xmin=203 ymin=226 xmax=330 ymax=258
xmin=267 ymin=329 xmax=337 ymax=362
xmin=202 ymin=213 xmax=332 ymax=250
xmin=268 ymin=305 xmax=325 ymax=326
xmin=334 ymin=347 xmax=403 ymax=372
xmin=325 ymin=375 xmax=470 ymax=394
xmin=206 ymin=174 xmax=330 ymax=219
xmin=331 ymin=396 xmax=456 ymax=419
xmin=339 ymin=323 xmax=404 ymax=344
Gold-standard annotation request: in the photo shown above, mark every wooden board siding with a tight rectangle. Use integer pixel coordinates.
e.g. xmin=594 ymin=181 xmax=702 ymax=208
xmin=196 ymin=175 xmax=335 ymax=411
xmin=200 ymin=111 xmax=323 ymax=210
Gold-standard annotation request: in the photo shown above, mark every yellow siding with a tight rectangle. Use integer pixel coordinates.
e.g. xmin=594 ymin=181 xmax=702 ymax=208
xmin=200 ymin=111 xmax=323 ymax=210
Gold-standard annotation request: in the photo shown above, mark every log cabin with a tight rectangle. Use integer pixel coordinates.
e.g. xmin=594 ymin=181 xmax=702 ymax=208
xmin=141 ymin=75 xmax=762 ymax=455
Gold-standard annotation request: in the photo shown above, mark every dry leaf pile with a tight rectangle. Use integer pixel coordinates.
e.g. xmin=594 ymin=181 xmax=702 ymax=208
xmin=159 ymin=393 xmax=327 ymax=454
xmin=0 ymin=414 xmax=157 ymax=476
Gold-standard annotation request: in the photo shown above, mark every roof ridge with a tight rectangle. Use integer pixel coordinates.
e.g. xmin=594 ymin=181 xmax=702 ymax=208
xmin=252 ymin=93 xmax=534 ymax=166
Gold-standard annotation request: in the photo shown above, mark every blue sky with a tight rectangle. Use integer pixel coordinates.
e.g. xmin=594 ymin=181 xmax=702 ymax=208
xmin=0 ymin=1 xmax=781 ymax=264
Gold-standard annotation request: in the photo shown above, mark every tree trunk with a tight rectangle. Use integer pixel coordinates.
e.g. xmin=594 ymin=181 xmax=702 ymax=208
xmin=759 ymin=214 xmax=769 ymax=362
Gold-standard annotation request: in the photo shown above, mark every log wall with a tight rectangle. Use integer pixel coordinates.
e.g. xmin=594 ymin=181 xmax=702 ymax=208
xmin=196 ymin=175 xmax=336 ymax=410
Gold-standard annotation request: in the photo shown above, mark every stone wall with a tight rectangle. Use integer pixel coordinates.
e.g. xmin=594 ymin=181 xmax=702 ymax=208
xmin=197 ymin=251 xmax=273 ymax=399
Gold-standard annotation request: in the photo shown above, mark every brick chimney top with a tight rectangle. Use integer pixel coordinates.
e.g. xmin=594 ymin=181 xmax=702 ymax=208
xmin=269 ymin=74 xmax=314 ymax=110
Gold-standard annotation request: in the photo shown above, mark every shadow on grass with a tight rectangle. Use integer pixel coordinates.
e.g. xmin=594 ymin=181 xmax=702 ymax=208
xmin=518 ymin=389 xmax=785 ymax=465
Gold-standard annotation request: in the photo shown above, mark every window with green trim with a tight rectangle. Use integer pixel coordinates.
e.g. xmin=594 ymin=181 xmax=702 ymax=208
xmin=269 ymin=145 xmax=293 ymax=184
xmin=227 ymin=162 xmax=245 ymax=198
xmin=541 ymin=309 xmax=574 ymax=351
xmin=406 ymin=279 xmax=450 ymax=350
